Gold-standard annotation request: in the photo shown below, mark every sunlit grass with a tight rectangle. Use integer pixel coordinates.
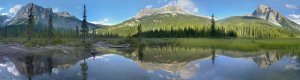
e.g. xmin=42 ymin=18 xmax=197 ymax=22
xmin=142 ymin=38 xmax=300 ymax=51
xmin=100 ymin=38 xmax=300 ymax=52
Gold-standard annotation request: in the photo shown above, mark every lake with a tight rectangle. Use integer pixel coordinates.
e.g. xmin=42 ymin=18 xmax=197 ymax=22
xmin=0 ymin=43 xmax=300 ymax=80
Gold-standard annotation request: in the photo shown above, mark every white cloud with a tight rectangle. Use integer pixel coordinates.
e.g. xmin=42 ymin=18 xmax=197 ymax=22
xmin=289 ymin=14 xmax=300 ymax=18
xmin=193 ymin=8 xmax=199 ymax=13
xmin=290 ymin=19 xmax=300 ymax=25
xmin=53 ymin=8 xmax=59 ymax=13
xmin=163 ymin=0 xmax=199 ymax=15
xmin=176 ymin=0 xmax=199 ymax=14
xmin=0 ymin=7 xmax=3 ymax=11
xmin=145 ymin=5 xmax=153 ymax=8
xmin=1 ymin=13 xmax=9 ymax=15
xmin=285 ymin=64 xmax=300 ymax=70
xmin=285 ymin=3 xmax=298 ymax=10
xmin=9 ymin=4 xmax=22 ymax=15
xmin=158 ymin=0 xmax=171 ymax=4
xmin=91 ymin=18 xmax=113 ymax=25
xmin=289 ymin=14 xmax=300 ymax=24
xmin=0 ymin=61 xmax=21 ymax=76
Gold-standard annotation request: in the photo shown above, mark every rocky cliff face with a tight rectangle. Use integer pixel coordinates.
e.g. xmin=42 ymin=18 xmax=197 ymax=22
xmin=0 ymin=15 xmax=9 ymax=26
xmin=252 ymin=4 xmax=300 ymax=31
xmin=253 ymin=53 xmax=279 ymax=68
xmin=134 ymin=3 xmax=186 ymax=19
xmin=6 ymin=3 xmax=97 ymax=29
xmin=252 ymin=5 xmax=281 ymax=26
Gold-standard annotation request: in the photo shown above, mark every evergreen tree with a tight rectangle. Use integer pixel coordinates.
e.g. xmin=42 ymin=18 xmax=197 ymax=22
xmin=92 ymin=28 xmax=96 ymax=40
xmin=137 ymin=24 xmax=142 ymax=41
xmin=3 ymin=25 xmax=8 ymax=38
xmin=26 ymin=3 xmax=35 ymax=41
xmin=48 ymin=13 xmax=54 ymax=39
xmin=210 ymin=14 xmax=216 ymax=37
xmin=81 ymin=4 xmax=89 ymax=46
xmin=76 ymin=26 xmax=80 ymax=38
xmin=15 ymin=26 xmax=19 ymax=37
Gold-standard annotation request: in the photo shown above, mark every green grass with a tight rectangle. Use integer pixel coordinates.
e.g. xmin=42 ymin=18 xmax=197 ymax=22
xmin=144 ymin=38 xmax=300 ymax=51
xmin=0 ymin=37 xmax=29 ymax=44
xmin=100 ymin=38 xmax=300 ymax=52
xmin=297 ymin=35 xmax=300 ymax=38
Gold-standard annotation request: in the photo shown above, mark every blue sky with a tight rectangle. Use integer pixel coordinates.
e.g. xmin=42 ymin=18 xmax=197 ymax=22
xmin=0 ymin=0 xmax=299 ymax=25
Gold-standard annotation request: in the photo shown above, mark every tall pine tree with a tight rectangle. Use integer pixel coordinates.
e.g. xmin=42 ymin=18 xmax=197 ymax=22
xmin=137 ymin=24 xmax=142 ymax=41
xmin=48 ymin=13 xmax=54 ymax=39
xmin=15 ymin=26 xmax=19 ymax=37
xmin=76 ymin=26 xmax=80 ymax=38
xmin=81 ymin=4 xmax=89 ymax=46
xmin=210 ymin=14 xmax=216 ymax=37
xmin=92 ymin=28 xmax=96 ymax=40
xmin=3 ymin=25 xmax=8 ymax=38
xmin=26 ymin=3 xmax=34 ymax=41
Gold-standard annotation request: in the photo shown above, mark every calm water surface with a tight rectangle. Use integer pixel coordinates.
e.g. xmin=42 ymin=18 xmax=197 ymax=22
xmin=0 ymin=46 xmax=299 ymax=80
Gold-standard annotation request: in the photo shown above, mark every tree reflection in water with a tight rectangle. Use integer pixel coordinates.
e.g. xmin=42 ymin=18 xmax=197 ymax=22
xmin=47 ymin=56 xmax=53 ymax=76
xmin=1 ymin=42 xmax=299 ymax=80
xmin=80 ymin=59 xmax=88 ymax=80
xmin=138 ymin=44 xmax=145 ymax=62
xmin=81 ymin=47 xmax=90 ymax=80
xmin=25 ymin=55 xmax=34 ymax=80
xmin=91 ymin=50 xmax=97 ymax=60
xmin=211 ymin=49 xmax=216 ymax=65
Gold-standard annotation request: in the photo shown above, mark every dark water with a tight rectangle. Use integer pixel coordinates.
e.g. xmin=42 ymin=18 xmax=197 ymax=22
xmin=0 ymin=46 xmax=300 ymax=80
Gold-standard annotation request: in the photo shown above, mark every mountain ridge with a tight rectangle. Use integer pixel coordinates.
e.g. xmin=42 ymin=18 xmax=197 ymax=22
xmin=251 ymin=4 xmax=300 ymax=31
xmin=1 ymin=3 xmax=99 ymax=29
xmin=104 ymin=4 xmax=300 ymax=31
xmin=134 ymin=3 xmax=187 ymax=19
xmin=0 ymin=15 xmax=9 ymax=26
xmin=1 ymin=3 xmax=298 ymax=37
xmin=98 ymin=13 xmax=211 ymax=36
xmin=97 ymin=4 xmax=297 ymax=37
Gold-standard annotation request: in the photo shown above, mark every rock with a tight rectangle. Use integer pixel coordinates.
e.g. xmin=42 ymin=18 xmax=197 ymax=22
xmin=4 ymin=3 xmax=98 ymax=29
xmin=0 ymin=15 xmax=9 ymax=26
xmin=253 ymin=53 xmax=279 ymax=68
xmin=134 ymin=3 xmax=186 ymax=19
xmin=252 ymin=4 xmax=300 ymax=31
xmin=252 ymin=4 xmax=281 ymax=26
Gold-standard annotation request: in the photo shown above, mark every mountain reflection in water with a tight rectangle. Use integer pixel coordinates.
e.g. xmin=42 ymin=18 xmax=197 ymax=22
xmin=0 ymin=46 xmax=299 ymax=80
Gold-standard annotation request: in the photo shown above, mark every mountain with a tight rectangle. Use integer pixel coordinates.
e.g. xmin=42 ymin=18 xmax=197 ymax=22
xmin=4 ymin=3 xmax=98 ymax=29
xmin=217 ymin=4 xmax=299 ymax=37
xmin=98 ymin=13 xmax=210 ymax=36
xmin=97 ymin=4 xmax=297 ymax=37
xmin=219 ymin=16 xmax=294 ymax=37
xmin=0 ymin=15 xmax=9 ymax=26
xmin=134 ymin=3 xmax=186 ymax=19
xmin=97 ymin=3 xmax=211 ymax=36
xmin=253 ymin=53 xmax=279 ymax=68
xmin=252 ymin=4 xmax=300 ymax=31
xmin=218 ymin=16 xmax=278 ymax=28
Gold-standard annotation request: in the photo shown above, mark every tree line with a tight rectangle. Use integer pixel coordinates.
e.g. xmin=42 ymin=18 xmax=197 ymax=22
xmin=130 ymin=14 xmax=294 ymax=38
xmin=133 ymin=14 xmax=237 ymax=38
